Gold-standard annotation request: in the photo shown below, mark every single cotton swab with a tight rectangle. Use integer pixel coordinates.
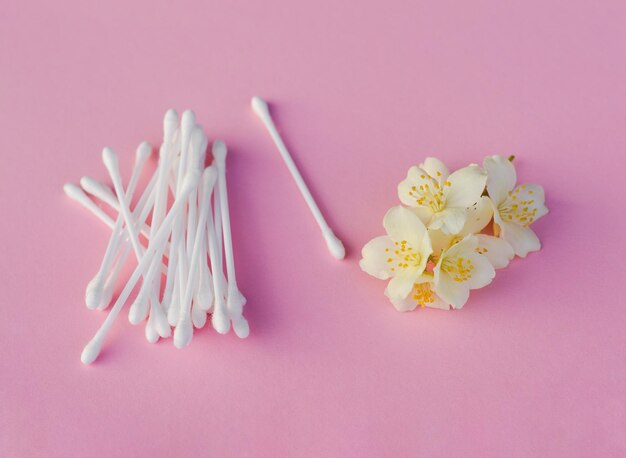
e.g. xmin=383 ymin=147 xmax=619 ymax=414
xmin=174 ymin=166 xmax=217 ymax=348
xmin=81 ymin=170 xmax=201 ymax=364
xmin=207 ymin=191 xmax=230 ymax=335
xmin=251 ymin=96 xmax=345 ymax=260
xmin=212 ymin=140 xmax=248 ymax=338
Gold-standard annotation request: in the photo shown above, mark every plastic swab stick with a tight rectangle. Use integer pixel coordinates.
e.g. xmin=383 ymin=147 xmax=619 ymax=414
xmin=206 ymin=190 xmax=230 ymax=335
xmin=195 ymin=234 xmax=214 ymax=311
xmin=212 ymin=140 xmax=249 ymax=338
xmin=174 ymin=166 xmax=217 ymax=348
xmin=85 ymin=142 xmax=152 ymax=309
xmin=212 ymin=180 xmax=228 ymax=301
xmin=251 ymin=96 xmax=345 ymax=260
xmin=81 ymin=170 xmax=200 ymax=364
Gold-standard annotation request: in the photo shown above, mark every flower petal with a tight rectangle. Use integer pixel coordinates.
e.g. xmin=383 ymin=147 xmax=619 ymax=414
xmin=387 ymin=276 xmax=451 ymax=311
xmin=409 ymin=206 xmax=435 ymax=226
xmin=387 ymin=269 xmax=421 ymax=299
xmin=387 ymin=294 xmax=418 ymax=312
xmin=429 ymin=294 xmax=451 ymax=310
xmin=398 ymin=166 xmax=436 ymax=208
xmin=435 ymin=207 xmax=467 ymax=235
xmin=460 ymin=196 xmax=494 ymax=235
xmin=383 ymin=206 xmax=430 ymax=252
xmin=443 ymin=233 xmax=479 ymax=258
xmin=433 ymin=265 xmax=470 ymax=309
xmin=465 ymin=252 xmax=496 ymax=289
xmin=445 ymin=165 xmax=488 ymax=208
xmin=419 ymin=157 xmax=449 ymax=181
xmin=499 ymin=221 xmax=541 ymax=257
xmin=359 ymin=236 xmax=397 ymax=279
xmin=428 ymin=229 xmax=454 ymax=255
xmin=475 ymin=234 xmax=514 ymax=269
xmin=484 ymin=155 xmax=516 ymax=204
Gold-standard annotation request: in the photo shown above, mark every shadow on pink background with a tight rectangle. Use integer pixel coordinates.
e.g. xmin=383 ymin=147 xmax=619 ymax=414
xmin=1 ymin=0 xmax=625 ymax=456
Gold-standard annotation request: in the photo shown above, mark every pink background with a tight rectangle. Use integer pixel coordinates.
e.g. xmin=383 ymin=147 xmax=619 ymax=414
xmin=1 ymin=0 xmax=625 ymax=456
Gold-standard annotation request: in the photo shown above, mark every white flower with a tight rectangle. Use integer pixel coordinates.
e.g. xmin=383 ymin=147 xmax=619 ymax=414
xmin=429 ymin=196 xmax=515 ymax=270
xmin=398 ymin=157 xmax=487 ymax=235
xmin=433 ymin=235 xmax=495 ymax=309
xmin=386 ymin=233 xmax=497 ymax=312
xmin=385 ymin=274 xmax=450 ymax=311
xmin=483 ymin=155 xmax=549 ymax=257
xmin=360 ymin=206 xmax=432 ymax=300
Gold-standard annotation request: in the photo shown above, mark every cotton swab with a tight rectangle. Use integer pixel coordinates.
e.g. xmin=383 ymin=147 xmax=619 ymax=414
xmin=80 ymin=176 xmax=119 ymax=210
xmin=207 ymin=196 xmax=230 ymax=335
xmin=71 ymin=108 xmax=251 ymax=362
xmin=212 ymin=140 xmax=249 ymax=338
xmin=81 ymin=170 xmax=200 ymax=364
xmin=251 ymin=96 xmax=345 ymax=260
xmin=174 ymin=166 xmax=217 ymax=348
xmin=212 ymin=179 xmax=229 ymax=301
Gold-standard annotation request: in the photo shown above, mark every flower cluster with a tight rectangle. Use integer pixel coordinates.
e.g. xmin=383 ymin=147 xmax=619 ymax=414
xmin=360 ymin=155 xmax=548 ymax=311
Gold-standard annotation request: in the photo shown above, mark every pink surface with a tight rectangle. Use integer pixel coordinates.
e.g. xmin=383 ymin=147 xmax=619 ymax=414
xmin=1 ymin=0 xmax=625 ymax=456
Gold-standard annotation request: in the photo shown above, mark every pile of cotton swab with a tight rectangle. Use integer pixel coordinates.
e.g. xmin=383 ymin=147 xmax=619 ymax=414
xmin=65 ymin=109 xmax=248 ymax=365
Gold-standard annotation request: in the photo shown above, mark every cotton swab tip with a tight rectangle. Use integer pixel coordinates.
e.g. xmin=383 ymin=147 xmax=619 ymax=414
xmin=189 ymin=127 xmax=207 ymax=170
xmin=136 ymin=141 xmax=152 ymax=163
xmin=80 ymin=176 xmax=115 ymax=202
xmin=232 ymin=315 xmax=250 ymax=339
xmin=181 ymin=110 xmax=196 ymax=136
xmin=163 ymin=109 xmax=179 ymax=140
xmin=81 ymin=338 xmax=102 ymax=365
xmin=128 ymin=298 xmax=148 ymax=325
xmin=324 ymin=231 xmax=346 ymax=260
xmin=212 ymin=140 xmax=227 ymax=163
xmin=251 ymin=96 xmax=270 ymax=118
xmin=173 ymin=320 xmax=192 ymax=349
xmin=145 ymin=321 xmax=159 ymax=343
xmin=181 ymin=170 xmax=201 ymax=195
xmin=102 ymin=147 xmax=118 ymax=172
xmin=212 ymin=309 xmax=231 ymax=335
xmin=85 ymin=277 xmax=104 ymax=310
xmin=63 ymin=182 xmax=85 ymax=201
